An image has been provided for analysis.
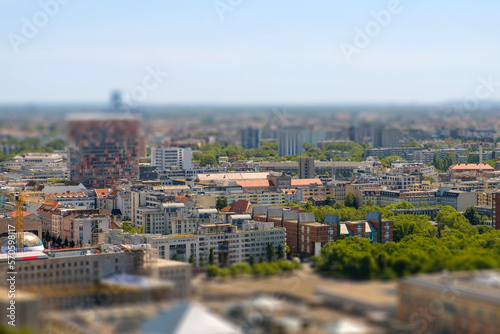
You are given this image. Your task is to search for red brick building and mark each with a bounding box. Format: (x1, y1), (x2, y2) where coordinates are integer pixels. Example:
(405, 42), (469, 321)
(68, 114), (141, 188)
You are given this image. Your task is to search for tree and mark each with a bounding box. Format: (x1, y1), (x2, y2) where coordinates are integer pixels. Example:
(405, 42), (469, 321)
(277, 244), (285, 260)
(463, 206), (481, 226)
(192, 151), (203, 161)
(402, 138), (420, 148)
(199, 256), (205, 267)
(259, 255), (264, 263)
(345, 193), (358, 209)
(304, 200), (314, 211)
(266, 242), (276, 262)
(199, 154), (217, 167)
(216, 196), (228, 211)
(46, 138), (65, 150)
(189, 254), (195, 265)
(248, 254), (255, 266)
(394, 201), (414, 209)
(206, 265), (219, 278)
(173, 253), (179, 261)
(436, 206), (473, 236)
(379, 154), (404, 168)
(423, 176), (435, 183)
(209, 247), (215, 265)
(121, 222), (137, 234)
(392, 214), (437, 242)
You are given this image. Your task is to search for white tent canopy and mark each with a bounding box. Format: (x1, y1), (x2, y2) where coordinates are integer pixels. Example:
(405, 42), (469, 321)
(142, 302), (243, 334)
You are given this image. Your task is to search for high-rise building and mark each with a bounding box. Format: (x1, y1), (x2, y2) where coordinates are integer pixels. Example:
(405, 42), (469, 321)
(151, 147), (192, 170)
(301, 129), (326, 146)
(299, 157), (315, 179)
(68, 114), (141, 188)
(382, 127), (403, 148)
(241, 127), (260, 149)
(110, 90), (123, 111)
(372, 124), (384, 148)
(278, 128), (303, 157)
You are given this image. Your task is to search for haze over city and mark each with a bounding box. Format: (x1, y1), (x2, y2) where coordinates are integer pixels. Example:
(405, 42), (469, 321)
(2, 0), (500, 104)
(1, 1), (500, 334)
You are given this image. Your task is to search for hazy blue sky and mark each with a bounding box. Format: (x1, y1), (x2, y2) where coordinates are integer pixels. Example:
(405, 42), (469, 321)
(1, 0), (500, 104)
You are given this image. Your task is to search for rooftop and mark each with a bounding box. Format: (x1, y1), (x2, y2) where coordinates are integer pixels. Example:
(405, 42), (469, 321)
(403, 270), (500, 305)
(449, 163), (494, 170)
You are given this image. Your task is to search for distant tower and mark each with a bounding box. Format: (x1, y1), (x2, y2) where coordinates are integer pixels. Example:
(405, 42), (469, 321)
(299, 157), (315, 179)
(110, 90), (123, 111)
(382, 127), (403, 148)
(372, 124), (384, 148)
(278, 128), (304, 157)
(241, 127), (260, 149)
(348, 113), (356, 142)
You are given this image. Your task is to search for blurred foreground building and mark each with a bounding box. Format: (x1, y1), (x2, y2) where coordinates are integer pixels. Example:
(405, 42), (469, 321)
(0, 245), (191, 331)
(398, 271), (500, 334)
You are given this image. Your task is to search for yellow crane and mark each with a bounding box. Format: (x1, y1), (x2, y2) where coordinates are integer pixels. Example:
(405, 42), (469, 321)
(0, 191), (53, 251)
(16, 192), (53, 251)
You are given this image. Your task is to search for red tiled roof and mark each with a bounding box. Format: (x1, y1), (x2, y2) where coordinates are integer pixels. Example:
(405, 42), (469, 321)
(37, 202), (61, 214)
(95, 188), (112, 199)
(291, 178), (322, 186)
(220, 206), (232, 213)
(229, 200), (252, 214)
(9, 211), (32, 218)
(449, 163), (494, 170)
(175, 196), (190, 203)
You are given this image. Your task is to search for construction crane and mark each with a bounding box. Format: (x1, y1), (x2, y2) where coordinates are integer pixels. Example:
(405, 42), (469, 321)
(16, 191), (53, 251)
(0, 191), (52, 251)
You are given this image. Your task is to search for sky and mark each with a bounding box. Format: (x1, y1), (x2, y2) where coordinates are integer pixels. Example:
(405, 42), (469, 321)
(1, 0), (500, 105)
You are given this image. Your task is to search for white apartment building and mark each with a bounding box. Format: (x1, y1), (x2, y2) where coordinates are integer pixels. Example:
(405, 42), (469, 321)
(1, 152), (66, 169)
(116, 192), (132, 220)
(67, 216), (111, 246)
(106, 221), (285, 267)
(226, 191), (302, 205)
(151, 147), (192, 170)
(46, 193), (95, 209)
(380, 174), (418, 191)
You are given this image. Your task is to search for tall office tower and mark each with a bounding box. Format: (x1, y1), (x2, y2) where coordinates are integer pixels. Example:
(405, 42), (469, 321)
(355, 122), (372, 144)
(382, 127), (403, 148)
(348, 125), (356, 142)
(278, 128), (304, 157)
(372, 124), (384, 148)
(110, 90), (123, 111)
(151, 147), (192, 170)
(302, 129), (327, 146)
(299, 157), (315, 179)
(241, 127), (260, 149)
(68, 114), (141, 188)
